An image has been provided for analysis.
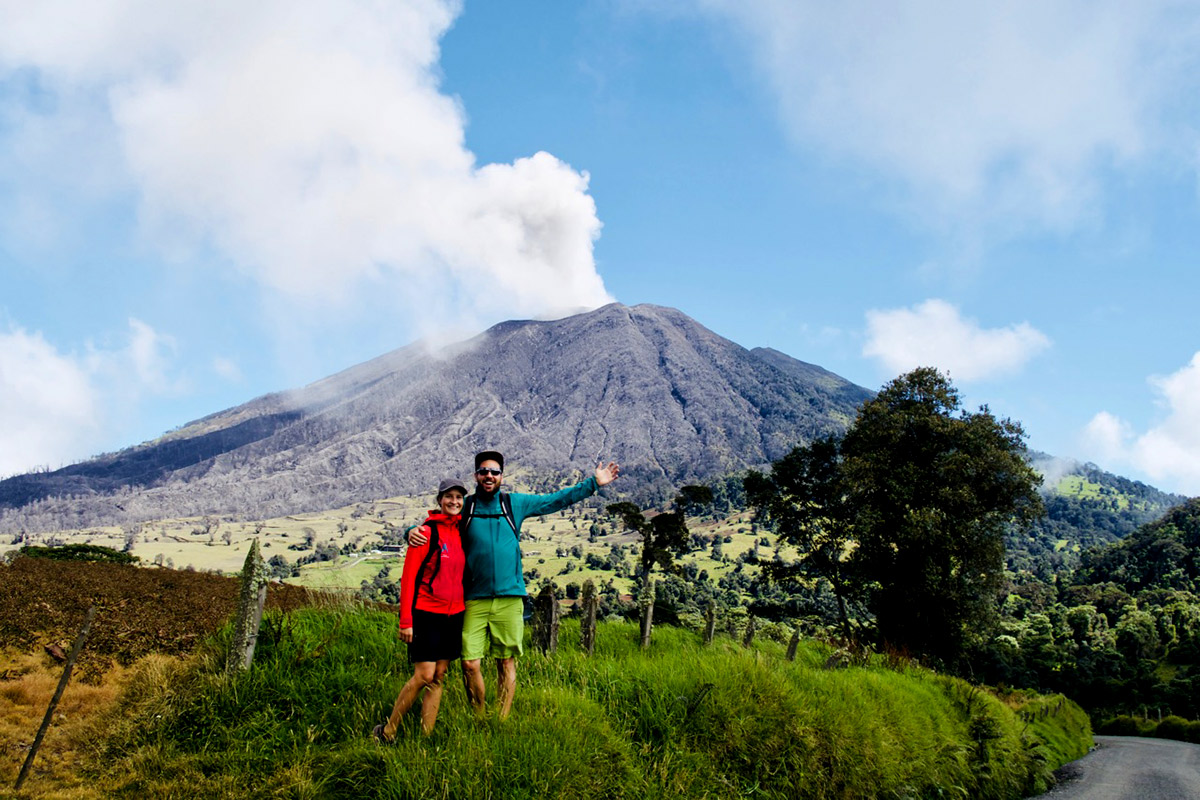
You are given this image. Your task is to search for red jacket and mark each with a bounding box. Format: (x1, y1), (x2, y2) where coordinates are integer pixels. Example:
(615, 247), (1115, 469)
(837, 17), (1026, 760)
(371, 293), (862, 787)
(398, 511), (465, 628)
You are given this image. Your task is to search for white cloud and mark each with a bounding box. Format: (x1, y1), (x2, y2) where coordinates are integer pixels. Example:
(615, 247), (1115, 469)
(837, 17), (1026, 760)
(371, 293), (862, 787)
(0, 0), (611, 331)
(863, 299), (1050, 381)
(0, 319), (179, 476)
(687, 0), (1194, 234)
(0, 327), (99, 476)
(212, 356), (243, 383)
(122, 318), (178, 393)
(1082, 353), (1200, 495)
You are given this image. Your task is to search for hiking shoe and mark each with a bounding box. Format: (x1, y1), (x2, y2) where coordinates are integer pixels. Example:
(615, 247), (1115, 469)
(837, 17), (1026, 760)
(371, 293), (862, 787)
(372, 724), (394, 744)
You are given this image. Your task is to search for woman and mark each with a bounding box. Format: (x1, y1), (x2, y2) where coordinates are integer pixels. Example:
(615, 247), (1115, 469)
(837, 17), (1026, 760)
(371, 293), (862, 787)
(374, 477), (467, 739)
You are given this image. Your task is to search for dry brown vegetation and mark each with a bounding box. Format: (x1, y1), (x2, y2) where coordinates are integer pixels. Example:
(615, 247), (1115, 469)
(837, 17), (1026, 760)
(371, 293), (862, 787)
(0, 555), (318, 796)
(0, 556), (312, 681)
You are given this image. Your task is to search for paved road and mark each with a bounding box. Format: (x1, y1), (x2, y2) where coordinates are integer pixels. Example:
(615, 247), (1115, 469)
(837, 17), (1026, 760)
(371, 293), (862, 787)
(1040, 735), (1200, 800)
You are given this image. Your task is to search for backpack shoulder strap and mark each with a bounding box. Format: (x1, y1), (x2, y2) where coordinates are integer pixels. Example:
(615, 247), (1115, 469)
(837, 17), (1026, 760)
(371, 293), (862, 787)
(411, 520), (442, 617)
(498, 492), (518, 537)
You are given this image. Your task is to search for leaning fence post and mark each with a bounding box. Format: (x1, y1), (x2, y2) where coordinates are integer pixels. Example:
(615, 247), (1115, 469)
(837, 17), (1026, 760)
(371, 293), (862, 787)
(15, 606), (96, 792)
(580, 579), (598, 655)
(226, 538), (269, 675)
(639, 577), (655, 650)
(703, 603), (716, 646)
(742, 616), (757, 648)
(786, 626), (801, 661)
(532, 583), (560, 654)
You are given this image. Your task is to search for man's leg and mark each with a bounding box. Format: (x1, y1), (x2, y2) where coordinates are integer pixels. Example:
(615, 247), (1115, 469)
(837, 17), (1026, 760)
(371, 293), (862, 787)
(496, 657), (517, 720)
(487, 597), (524, 720)
(461, 658), (487, 712)
(461, 599), (490, 713)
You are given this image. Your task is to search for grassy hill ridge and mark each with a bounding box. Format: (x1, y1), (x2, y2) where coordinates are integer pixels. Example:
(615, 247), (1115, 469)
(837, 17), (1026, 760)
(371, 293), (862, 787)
(91, 608), (1088, 799)
(0, 558), (1090, 798)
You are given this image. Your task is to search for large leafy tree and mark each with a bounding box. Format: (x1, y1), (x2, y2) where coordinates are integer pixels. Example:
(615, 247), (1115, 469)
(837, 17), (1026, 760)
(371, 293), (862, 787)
(749, 368), (1044, 668)
(745, 436), (857, 639)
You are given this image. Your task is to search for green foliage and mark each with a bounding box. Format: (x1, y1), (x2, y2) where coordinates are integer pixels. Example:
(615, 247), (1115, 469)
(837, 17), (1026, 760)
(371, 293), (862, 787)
(19, 542), (139, 564)
(88, 607), (1091, 799)
(976, 498), (1200, 722)
(607, 485), (712, 580)
(746, 436), (856, 638)
(1007, 462), (1184, 577)
(1097, 714), (1200, 744)
(749, 368), (1044, 669)
(1075, 498), (1200, 592)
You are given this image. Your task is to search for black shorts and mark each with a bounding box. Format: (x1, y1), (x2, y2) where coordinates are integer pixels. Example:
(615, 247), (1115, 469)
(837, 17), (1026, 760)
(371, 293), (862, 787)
(408, 609), (464, 664)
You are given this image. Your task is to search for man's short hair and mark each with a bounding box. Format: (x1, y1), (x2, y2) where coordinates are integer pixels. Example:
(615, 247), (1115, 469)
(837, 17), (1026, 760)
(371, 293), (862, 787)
(475, 450), (505, 471)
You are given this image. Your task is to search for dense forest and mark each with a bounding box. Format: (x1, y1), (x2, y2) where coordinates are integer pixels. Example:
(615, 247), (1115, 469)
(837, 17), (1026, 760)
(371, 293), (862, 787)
(1006, 460), (1185, 577)
(982, 498), (1200, 720)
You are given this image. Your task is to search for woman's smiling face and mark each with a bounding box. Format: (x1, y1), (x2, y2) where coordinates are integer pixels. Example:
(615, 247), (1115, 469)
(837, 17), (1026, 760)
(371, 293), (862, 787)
(439, 488), (464, 515)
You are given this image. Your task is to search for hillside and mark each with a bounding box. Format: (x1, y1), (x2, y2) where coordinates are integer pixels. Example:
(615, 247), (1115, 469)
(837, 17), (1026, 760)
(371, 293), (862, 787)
(0, 554), (1091, 798)
(0, 303), (871, 533)
(1008, 455), (1188, 575)
(984, 496), (1200, 722)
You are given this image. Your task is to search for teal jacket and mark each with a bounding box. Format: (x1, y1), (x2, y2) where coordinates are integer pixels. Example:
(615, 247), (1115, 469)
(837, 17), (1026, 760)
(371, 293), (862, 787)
(464, 477), (598, 599)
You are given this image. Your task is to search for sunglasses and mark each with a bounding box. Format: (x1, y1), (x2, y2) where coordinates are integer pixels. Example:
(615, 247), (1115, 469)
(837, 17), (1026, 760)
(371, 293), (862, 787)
(475, 468), (502, 476)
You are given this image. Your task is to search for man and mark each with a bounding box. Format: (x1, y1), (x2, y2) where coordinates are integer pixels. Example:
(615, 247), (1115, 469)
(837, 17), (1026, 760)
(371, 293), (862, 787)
(410, 449), (620, 718)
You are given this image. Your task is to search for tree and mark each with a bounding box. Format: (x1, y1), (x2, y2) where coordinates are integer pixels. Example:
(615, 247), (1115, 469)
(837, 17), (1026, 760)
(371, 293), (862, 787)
(607, 485), (713, 647)
(845, 368), (1043, 666)
(746, 436), (856, 639)
(749, 368), (1043, 669)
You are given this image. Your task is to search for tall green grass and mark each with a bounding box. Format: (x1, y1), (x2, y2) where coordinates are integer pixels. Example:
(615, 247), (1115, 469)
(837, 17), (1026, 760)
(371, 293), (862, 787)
(84, 606), (1091, 799)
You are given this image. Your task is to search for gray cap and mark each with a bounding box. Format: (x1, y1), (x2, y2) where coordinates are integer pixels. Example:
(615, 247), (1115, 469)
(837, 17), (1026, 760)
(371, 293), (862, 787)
(437, 477), (468, 499)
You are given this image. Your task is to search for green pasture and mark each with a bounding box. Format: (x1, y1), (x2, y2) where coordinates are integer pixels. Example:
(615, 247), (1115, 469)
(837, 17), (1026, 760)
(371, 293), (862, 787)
(83, 605), (1092, 799)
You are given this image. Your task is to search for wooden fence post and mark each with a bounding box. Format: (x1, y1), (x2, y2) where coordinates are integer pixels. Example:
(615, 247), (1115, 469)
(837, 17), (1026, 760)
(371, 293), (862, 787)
(639, 577), (655, 650)
(703, 603), (716, 646)
(786, 626), (801, 661)
(226, 538), (269, 675)
(532, 584), (560, 654)
(741, 616), (757, 648)
(580, 579), (598, 655)
(15, 606), (96, 792)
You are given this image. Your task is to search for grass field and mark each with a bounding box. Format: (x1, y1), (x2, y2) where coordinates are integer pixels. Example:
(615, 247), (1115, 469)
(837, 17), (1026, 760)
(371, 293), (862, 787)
(1054, 475), (1133, 510)
(61, 607), (1089, 799)
(0, 550), (1092, 799)
(1, 490), (773, 604)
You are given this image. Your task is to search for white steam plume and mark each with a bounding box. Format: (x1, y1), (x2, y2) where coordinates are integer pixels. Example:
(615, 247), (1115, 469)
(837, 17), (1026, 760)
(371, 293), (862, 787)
(0, 0), (612, 327)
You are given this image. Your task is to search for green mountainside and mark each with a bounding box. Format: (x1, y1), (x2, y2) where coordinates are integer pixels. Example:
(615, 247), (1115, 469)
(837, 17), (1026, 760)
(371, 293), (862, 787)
(986, 497), (1200, 722)
(1006, 455), (1187, 577)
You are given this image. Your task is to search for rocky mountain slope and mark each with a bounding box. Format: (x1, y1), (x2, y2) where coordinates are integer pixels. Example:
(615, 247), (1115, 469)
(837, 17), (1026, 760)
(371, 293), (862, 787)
(0, 303), (872, 530)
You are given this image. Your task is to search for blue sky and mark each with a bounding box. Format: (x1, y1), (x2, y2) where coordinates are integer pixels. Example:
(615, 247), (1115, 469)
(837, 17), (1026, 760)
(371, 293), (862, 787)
(2, 0), (1200, 495)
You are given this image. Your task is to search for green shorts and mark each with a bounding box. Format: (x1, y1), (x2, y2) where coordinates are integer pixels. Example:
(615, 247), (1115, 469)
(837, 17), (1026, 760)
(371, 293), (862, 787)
(462, 597), (524, 660)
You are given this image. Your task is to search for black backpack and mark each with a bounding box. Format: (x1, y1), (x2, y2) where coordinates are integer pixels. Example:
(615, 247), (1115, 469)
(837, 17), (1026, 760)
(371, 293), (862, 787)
(461, 491), (518, 537)
(410, 519), (444, 620)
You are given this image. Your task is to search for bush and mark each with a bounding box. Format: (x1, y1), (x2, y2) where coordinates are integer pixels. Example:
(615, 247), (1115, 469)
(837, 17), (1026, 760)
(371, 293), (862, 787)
(19, 543), (138, 564)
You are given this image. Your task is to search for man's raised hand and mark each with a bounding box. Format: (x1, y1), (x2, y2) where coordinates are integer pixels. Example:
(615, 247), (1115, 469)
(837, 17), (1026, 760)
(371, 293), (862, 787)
(595, 461), (620, 487)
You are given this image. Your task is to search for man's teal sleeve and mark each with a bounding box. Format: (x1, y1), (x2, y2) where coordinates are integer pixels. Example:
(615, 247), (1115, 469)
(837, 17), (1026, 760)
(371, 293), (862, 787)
(510, 477), (599, 527)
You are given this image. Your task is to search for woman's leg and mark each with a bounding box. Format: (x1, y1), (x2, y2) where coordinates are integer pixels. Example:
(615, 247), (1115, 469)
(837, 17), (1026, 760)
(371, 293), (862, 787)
(419, 661), (452, 735)
(383, 661), (436, 740)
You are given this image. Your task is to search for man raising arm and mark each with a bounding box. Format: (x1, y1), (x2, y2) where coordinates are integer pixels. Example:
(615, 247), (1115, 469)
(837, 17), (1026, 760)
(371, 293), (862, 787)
(411, 450), (619, 719)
